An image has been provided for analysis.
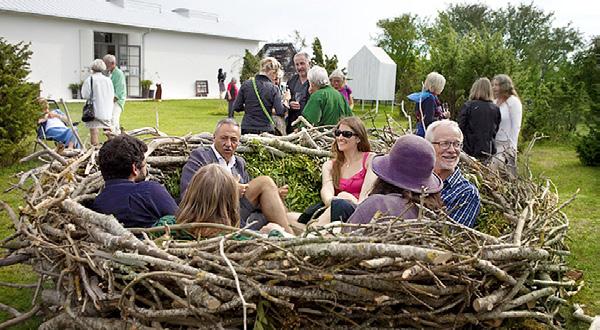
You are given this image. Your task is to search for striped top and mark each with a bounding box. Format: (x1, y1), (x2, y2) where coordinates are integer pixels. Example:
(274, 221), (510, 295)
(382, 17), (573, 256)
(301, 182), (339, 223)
(441, 167), (480, 228)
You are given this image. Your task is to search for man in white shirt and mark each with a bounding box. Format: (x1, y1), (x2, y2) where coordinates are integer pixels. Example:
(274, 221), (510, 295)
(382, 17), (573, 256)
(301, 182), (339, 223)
(180, 118), (294, 234)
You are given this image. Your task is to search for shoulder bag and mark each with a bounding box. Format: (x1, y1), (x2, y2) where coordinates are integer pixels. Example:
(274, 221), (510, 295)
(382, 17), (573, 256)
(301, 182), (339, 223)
(251, 78), (286, 135)
(81, 77), (95, 122)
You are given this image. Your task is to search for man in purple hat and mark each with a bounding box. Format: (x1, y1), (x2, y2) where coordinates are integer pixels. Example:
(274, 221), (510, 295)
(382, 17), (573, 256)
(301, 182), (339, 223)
(347, 134), (444, 226)
(425, 120), (480, 227)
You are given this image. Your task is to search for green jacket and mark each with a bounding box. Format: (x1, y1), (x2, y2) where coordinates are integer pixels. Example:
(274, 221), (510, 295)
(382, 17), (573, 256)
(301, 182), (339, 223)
(111, 67), (127, 109)
(302, 85), (353, 126)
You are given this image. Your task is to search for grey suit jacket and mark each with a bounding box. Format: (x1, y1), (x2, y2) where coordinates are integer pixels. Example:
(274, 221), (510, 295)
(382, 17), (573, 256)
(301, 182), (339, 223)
(180, 147), (250, 198)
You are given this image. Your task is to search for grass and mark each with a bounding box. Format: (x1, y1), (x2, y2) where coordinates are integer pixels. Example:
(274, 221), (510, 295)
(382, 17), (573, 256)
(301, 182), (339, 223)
(0, 99), (598, 327)
(527, 141), (600, 322)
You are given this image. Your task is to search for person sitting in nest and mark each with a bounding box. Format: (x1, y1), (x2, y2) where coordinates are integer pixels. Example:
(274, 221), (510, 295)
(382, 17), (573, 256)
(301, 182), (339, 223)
(37, 98), (80, 149)
(92, 135), (178, 228)
(177, 164), (295, 238)
(425, 120), (481, 227)
(180, 118), (300, 235)
(347, 134), (444, 228)
(301, 116), (377, 226)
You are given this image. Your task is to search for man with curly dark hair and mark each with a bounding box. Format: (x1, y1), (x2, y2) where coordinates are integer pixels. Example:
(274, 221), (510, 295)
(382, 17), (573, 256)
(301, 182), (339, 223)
(92, 135), (178, 227)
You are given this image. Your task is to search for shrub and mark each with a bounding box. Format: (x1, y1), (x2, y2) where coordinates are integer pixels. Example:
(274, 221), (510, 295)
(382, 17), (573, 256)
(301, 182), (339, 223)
(576, 128), (600, 166)
(0, 38), (40, 166)
(243, 142), (324, 212)
(140, 80), (152, 91)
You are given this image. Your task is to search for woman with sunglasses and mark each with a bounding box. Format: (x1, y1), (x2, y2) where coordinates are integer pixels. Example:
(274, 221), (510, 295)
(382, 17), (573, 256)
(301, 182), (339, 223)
(308, 116), (377, 226)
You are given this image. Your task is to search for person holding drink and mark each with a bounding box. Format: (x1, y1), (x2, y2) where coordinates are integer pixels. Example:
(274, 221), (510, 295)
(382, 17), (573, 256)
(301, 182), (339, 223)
(286, 52), (311, 133)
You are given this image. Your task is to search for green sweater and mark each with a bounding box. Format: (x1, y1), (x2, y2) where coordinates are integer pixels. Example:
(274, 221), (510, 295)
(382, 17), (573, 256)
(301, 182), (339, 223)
(111, 67), (127, 109)
(302, 85), (353, 126)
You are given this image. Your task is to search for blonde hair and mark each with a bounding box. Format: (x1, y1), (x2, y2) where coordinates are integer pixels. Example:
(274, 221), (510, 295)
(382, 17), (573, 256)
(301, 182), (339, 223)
(176, 164), (240, 238)
(331, 116), (371, 189)
(469, 77), (493, 101)
(424, 72), (446, 95)
(493, 74), (519, 99)
(329, 68), (345, 81)
(37, 97), (49, 111)
(259, 57), (281, 76)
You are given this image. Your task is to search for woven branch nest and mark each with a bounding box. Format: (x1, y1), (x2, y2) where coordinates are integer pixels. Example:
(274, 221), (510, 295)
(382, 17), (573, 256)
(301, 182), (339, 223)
(1, 126), (577, 329)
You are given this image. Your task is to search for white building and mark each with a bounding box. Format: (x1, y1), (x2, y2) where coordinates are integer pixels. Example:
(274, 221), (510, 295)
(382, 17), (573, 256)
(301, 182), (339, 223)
(347, 46), (397, 111)
(0, 0), (262, 99)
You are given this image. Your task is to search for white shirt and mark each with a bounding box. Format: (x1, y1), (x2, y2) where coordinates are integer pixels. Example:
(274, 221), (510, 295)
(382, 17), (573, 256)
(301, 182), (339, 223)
(495, 95), (522, 149)
(44, 110), (67, 129)
(81, 72), (115, 121)
(210, 144), (236, 174)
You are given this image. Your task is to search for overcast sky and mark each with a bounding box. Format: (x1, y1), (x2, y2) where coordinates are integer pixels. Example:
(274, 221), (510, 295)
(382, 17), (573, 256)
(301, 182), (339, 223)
(150, 0), (598, 65)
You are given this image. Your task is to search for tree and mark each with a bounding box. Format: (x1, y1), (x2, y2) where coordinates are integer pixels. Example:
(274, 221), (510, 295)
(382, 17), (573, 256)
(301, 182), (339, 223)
(376, 14), (425, 100)
(0, 38), (40, 165)
(240, 49), (260, 82)
(310, 37), (338, 73)
(493, 3), (582, 72)
(439, 3), (493, 37)
(289, 30), (307, 52)
(574, 37), (600, 165)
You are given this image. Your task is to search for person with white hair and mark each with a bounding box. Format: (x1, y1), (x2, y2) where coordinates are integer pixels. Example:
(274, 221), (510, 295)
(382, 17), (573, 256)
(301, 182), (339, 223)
(425, 119), (480, 227)
(408, 71), (449, 137)
(233, 57), (286, 134)
(301, 66), (353, 127)
(329, 68), (353, 109)
(103, 54), (127, 134)
(81, 59), (114, 146)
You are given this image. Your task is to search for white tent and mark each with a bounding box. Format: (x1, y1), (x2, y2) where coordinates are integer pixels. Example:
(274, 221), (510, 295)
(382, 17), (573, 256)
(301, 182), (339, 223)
(347, 46), (397, 112)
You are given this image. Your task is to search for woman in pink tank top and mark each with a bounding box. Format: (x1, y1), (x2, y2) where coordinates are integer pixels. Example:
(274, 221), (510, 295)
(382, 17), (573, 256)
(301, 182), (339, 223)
(312, 117), (376, 227)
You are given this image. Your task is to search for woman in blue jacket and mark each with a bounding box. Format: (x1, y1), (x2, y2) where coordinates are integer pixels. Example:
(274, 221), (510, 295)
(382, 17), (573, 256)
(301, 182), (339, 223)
(408, 72), (448, 137)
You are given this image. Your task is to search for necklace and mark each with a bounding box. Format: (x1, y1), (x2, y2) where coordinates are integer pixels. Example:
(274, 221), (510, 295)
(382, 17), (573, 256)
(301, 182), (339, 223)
(344, 153), (362, 168)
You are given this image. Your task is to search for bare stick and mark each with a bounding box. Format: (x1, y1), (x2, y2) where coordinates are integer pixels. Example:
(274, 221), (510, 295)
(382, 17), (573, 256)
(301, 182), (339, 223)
(220, 237), (248, 330)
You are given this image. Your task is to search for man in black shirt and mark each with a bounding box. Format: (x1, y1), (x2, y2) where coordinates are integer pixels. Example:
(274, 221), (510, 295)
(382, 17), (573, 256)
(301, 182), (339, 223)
(286, 52), (311, 133)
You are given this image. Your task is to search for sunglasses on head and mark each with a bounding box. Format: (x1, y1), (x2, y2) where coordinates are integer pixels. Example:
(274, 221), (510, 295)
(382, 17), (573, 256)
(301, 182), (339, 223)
(334, 129), (357, 138)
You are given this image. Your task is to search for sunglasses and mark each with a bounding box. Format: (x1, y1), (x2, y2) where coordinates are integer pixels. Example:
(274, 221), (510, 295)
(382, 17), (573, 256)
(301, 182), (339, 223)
(334, 129), (357, 138)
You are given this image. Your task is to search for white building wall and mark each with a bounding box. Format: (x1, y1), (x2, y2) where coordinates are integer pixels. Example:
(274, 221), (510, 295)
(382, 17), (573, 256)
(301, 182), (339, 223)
(0, 12), (259, 100)
(144, 31), (258, 99)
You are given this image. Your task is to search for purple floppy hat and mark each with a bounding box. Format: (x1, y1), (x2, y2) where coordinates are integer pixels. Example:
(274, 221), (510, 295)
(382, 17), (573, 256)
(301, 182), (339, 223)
(372, 134), (443, 193)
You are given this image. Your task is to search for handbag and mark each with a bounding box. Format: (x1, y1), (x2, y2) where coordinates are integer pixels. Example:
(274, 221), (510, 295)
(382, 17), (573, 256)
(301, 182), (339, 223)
(81, 77), (95, 122)
(251, 78), (286, 135)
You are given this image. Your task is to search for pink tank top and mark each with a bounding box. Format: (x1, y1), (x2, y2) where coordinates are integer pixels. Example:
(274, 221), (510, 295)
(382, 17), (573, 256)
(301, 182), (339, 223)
(336, 152), (369, 200)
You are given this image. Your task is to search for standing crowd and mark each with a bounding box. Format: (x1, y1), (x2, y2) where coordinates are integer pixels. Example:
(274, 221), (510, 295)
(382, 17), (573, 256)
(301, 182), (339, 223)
(84, 53), (522, 238)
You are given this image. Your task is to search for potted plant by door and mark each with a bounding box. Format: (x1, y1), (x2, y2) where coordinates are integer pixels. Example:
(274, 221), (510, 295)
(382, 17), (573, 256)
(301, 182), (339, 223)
(141, 80), (153, 99)
(68, 83), (81, 99)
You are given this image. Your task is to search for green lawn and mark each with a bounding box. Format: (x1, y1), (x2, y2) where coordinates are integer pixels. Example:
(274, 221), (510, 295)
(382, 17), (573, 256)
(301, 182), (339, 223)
(0, 99), (598, 327)
(528, 142), (600, 319)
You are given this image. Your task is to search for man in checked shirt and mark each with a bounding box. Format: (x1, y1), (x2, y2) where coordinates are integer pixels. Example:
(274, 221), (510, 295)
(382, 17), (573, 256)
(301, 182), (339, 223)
(425, 120), (481, 227)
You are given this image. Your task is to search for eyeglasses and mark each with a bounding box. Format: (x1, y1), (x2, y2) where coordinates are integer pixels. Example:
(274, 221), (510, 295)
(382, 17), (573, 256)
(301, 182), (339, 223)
(432, 141), (463, 150)
(334, 129), (357, 138)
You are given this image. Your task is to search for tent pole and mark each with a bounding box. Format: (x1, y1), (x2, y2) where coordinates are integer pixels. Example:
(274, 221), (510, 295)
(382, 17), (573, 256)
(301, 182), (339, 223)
(361, 99), (364, 112)
(375, 99), (379, 114)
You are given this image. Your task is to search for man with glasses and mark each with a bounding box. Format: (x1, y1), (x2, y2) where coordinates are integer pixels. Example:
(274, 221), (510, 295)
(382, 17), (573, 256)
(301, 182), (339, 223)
(425, 120), (480, 227)
(92, 135), (178, 228)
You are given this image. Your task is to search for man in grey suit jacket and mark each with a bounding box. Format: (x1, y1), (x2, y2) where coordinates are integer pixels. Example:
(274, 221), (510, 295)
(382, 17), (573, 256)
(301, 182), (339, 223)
(181, 118), (294, 234)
